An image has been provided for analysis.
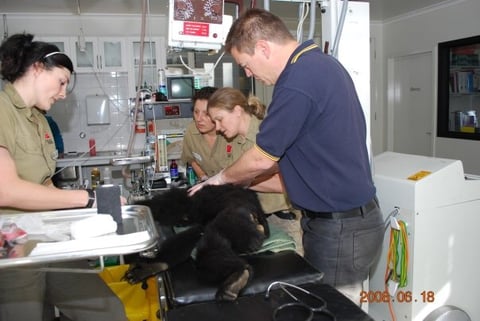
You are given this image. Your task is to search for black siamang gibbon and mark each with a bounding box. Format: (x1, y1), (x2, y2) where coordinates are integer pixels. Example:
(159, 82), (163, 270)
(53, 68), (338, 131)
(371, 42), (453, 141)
(124, 184), (270, 301)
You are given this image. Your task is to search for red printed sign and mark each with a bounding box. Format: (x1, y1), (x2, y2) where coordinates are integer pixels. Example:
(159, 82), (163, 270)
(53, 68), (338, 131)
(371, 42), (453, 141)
(182, 22), (209, 37)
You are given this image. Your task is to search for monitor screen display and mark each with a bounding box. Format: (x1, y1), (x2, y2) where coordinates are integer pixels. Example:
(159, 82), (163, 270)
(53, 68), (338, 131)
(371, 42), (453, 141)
(167, 75), (195, 101)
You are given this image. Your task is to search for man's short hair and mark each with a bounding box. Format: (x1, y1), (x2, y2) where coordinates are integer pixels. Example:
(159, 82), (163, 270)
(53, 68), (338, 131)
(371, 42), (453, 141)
(225, 8), (295, 55)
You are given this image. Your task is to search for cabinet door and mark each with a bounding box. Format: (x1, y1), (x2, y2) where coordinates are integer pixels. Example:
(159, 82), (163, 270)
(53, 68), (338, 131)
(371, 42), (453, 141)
(99, 37), (127, 72)
(70, 37), (126, 73)
(127, 37), (167, 97)
(70, 37), (98, 72)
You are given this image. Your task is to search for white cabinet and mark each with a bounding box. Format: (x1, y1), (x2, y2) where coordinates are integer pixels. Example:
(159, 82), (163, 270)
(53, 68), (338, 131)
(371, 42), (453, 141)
(70, 37), (127, 73)
(127, 37), (167, 97)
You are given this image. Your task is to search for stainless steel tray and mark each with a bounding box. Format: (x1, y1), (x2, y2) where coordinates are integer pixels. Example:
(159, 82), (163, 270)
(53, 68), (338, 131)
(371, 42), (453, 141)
(0, 205), (158, 269)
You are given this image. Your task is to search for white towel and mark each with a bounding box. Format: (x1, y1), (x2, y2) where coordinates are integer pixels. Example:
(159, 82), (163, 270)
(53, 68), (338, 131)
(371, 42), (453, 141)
(70, 214), (117, 240)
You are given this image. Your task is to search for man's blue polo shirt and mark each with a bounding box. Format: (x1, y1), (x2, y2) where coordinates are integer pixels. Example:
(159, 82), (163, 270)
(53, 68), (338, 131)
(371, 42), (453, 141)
(256, 40), (375, 212)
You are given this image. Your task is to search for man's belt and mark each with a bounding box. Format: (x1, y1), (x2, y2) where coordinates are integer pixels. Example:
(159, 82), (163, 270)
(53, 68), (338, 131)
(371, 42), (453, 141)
(302, 197), (378, 220)
(266, 210), (297, 220)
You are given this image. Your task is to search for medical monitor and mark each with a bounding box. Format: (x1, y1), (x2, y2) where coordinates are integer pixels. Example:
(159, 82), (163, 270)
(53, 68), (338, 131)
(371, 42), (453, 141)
(168, 0), (233, 51)
(166, 75), (195, 101)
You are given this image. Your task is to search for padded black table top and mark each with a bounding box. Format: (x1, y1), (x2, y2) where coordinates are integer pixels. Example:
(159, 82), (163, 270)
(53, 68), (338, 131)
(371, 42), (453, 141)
(166, 283), (375, 321)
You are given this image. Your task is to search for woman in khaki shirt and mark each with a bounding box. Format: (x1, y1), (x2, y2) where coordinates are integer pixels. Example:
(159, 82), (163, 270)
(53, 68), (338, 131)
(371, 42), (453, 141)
(207, 87), (303, 255)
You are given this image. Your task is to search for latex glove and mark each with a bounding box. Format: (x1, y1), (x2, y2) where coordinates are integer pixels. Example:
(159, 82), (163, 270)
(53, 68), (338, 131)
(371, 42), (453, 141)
(188, 170), (224, 196)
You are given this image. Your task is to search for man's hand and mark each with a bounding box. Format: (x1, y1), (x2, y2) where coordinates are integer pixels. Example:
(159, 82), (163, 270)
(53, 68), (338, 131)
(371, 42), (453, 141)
(188, 170), (225, 195)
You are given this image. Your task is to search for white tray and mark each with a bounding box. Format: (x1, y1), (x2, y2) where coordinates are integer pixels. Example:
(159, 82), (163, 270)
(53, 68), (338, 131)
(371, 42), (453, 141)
(0, 205), (158, 268)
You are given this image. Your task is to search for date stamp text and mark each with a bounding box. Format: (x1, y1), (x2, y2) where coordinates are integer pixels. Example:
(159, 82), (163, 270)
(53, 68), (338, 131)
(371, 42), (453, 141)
(360, 290), (435, 303)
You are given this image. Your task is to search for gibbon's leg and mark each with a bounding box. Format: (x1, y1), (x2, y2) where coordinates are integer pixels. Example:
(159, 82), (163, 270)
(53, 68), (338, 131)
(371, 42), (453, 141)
(195, 229), (252, 301)
(218, 265), (252, 301)
(123, 226), (203, 284)
(153, 225), (203, 266)
(194, 208), (268, 301)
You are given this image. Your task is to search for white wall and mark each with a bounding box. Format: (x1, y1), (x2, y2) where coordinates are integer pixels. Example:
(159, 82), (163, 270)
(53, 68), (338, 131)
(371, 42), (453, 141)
(374, 0), (480, 174)
(370, 22), (385, 156)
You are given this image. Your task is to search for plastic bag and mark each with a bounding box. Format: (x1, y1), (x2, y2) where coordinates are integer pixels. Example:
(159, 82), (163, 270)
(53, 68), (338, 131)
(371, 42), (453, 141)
(100, 264), (159, 321)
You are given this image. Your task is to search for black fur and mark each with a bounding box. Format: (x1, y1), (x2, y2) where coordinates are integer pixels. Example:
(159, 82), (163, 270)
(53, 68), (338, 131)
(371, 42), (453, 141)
(129, 184), (270, 301)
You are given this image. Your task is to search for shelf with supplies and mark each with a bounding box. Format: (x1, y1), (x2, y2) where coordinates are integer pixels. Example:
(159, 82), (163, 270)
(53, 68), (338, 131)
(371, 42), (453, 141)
(449, 67), (480, 94)
(438, 35), (480, 139)
(54, 152), (146, 191)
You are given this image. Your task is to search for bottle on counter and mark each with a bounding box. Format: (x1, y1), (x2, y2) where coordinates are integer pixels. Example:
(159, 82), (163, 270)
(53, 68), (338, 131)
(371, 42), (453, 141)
(169, 159), (179, 181)
(89, 138), (96, 156)
(158, 68), (167, 97)
(186, 163), (196, 186)
(91, 167), (101, 190)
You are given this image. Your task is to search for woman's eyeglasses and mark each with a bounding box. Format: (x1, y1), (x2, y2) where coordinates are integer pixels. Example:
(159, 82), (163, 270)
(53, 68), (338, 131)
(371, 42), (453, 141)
(265, 281), (336, 321)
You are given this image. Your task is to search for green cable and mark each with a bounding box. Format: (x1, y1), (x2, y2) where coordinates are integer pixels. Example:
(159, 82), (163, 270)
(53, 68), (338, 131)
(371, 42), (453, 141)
(391, 221), (409, 288)
(397, 221), (408, 287)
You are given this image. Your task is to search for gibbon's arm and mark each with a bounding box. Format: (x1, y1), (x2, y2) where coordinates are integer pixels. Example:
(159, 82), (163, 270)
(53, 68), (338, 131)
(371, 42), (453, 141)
(0, 147), (91, 210)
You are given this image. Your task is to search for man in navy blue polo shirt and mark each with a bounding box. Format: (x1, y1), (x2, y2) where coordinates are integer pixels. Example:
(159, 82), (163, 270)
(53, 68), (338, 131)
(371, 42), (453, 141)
(190, 8), (384, 304)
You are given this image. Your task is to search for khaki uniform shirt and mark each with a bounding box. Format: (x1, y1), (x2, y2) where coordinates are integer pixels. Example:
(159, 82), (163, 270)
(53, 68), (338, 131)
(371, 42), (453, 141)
(0, 83), (57, 213)
(181, 121), (235, 177)
(226, 117), (289, 214)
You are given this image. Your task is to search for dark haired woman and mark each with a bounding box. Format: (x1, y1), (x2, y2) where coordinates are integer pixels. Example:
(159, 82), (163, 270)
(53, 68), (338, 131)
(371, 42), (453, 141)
(0, 33), (127, 321)
(0, 33), (100, 212)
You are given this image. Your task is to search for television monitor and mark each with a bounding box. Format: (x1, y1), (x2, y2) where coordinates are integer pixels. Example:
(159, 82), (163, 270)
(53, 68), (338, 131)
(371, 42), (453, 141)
(166, 75), (195, 101)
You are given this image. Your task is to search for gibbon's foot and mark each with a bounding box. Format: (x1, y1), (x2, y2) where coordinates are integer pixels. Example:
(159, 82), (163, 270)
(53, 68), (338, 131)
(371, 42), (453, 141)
(216, 267), (251, 301)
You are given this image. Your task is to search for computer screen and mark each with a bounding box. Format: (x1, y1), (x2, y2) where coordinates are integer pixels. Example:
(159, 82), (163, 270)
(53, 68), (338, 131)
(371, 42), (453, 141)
(167, 75), (195, 101)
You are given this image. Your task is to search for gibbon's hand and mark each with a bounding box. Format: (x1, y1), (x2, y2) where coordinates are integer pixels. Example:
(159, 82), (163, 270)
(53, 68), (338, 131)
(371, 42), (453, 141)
(188, 170), (224, 196)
